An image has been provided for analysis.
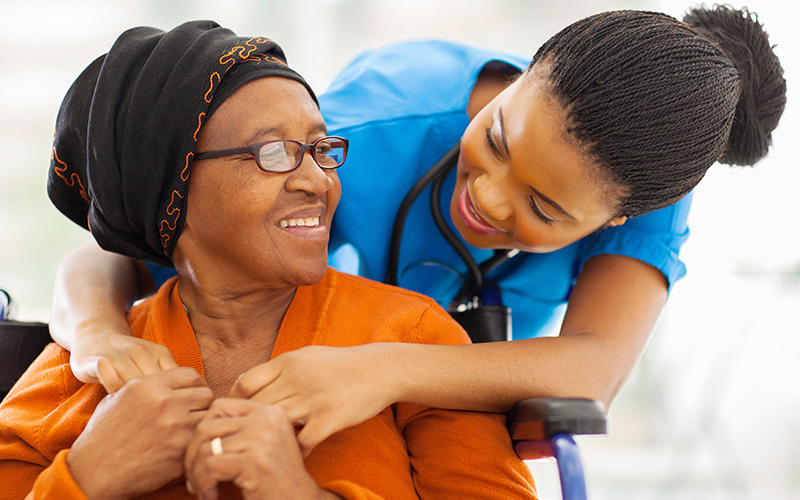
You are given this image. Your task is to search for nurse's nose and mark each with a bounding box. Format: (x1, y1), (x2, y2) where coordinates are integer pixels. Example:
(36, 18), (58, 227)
(472, 173), (512, 221)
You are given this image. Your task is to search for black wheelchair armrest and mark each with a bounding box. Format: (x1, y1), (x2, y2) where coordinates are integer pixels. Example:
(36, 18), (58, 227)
(507, 397), (607, 441)
(508, 398), (607, 496)
(0, 321), (53, 401)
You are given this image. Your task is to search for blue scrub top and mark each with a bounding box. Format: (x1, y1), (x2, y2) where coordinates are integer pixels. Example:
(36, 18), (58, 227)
(148, 40), (691, 340)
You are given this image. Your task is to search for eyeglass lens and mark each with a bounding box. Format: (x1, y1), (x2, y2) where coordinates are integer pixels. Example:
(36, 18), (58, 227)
(258, 138), (346, 172)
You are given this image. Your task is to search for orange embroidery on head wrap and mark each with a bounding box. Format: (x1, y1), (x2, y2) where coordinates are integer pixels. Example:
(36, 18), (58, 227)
(194, 113), (205, 141)
(159, 190), (184, 248)
(52, 138), (89, 204)
(263, 54), (288, 66)
(204, 73), (221, 103)
(159, 34), (293, 256)
(219, 37), (272, 71)
(181, 152), (192, 182)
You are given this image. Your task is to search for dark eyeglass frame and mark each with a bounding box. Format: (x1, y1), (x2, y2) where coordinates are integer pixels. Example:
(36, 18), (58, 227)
(194, 136), (349, 173)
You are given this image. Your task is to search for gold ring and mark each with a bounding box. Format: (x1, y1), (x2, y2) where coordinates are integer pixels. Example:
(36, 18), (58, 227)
(210, 436), (224, 456)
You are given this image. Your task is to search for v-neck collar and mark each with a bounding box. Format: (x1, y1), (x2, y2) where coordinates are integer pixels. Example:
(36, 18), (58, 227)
(138, 270), (339, 377)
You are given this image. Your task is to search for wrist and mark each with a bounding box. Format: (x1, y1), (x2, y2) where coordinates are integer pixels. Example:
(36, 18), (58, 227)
(75, 316), (131, 339)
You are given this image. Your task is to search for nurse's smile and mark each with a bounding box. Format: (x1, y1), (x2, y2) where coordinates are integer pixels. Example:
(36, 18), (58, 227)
(456, 185), (505, 235)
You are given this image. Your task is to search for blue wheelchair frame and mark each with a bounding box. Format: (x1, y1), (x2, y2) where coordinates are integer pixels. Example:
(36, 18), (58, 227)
(509, 398), (607, 500)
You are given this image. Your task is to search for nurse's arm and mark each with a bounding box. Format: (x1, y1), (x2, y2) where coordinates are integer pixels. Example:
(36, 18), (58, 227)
(393, 253), (667, 411)
(50, 241), (176, 392)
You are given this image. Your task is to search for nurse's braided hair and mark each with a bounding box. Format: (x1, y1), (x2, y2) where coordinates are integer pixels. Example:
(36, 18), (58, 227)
(528, 5), (786, 218)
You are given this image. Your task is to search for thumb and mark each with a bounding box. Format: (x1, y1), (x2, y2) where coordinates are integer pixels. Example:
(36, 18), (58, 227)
(296, 419), (334, 457)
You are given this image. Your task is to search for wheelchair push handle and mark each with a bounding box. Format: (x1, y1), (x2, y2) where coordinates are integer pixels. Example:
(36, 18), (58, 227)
(507, 397), (607, 442)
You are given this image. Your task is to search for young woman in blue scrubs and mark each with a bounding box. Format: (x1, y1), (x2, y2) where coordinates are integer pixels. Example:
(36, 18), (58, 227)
(49, 6), (786, 454)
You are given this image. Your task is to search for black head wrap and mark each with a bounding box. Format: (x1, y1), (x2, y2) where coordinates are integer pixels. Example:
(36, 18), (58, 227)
(47, 20), (317, 267)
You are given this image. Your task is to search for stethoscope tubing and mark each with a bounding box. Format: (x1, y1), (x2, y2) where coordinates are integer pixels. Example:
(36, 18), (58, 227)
(385, 143), (518, 308)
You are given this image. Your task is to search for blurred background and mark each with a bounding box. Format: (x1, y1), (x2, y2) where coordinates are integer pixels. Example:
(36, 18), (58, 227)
(0, 0), (798, 498)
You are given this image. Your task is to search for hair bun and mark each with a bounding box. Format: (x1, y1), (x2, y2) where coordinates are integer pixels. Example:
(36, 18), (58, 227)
(684, 5), (786, 166)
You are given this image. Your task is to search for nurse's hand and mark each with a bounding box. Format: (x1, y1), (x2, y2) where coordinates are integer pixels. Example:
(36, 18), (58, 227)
(229, 344), (396, 456)
(70, 327), (179, 393)
(185, 398), (340, 500)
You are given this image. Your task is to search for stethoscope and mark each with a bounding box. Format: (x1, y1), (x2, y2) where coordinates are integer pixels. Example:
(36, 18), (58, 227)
(384, 143), (519, 341)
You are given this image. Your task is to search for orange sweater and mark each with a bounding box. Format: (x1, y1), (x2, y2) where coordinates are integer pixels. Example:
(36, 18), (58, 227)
(0, 268), (537, 499)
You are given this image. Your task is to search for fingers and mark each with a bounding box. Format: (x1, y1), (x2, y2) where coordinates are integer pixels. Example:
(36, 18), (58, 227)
(296, 418), (335, 457)
(123, 342), (177, 378)
(204, 397), (260, 419)
(70, 357), (102, 385)
(186, 401), (302, 500)
(187, 410), (249, 462)
(157, 350), (180, 371)
(190, 455), (250, 500)
(186, 400), (256, 498)
(228, 363), (281, 399)
(76, 341), (180, 393)
(155, 366), (208, 390)
(178, 386), (216, 412)
(114, 368), (212, 415)
(94, 357), (126, 393)
(185, 399), (257, 471)
(186, 399), (294, 465)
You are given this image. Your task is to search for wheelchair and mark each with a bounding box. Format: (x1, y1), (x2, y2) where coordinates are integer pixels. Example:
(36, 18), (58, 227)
(0, 288), (606, 500)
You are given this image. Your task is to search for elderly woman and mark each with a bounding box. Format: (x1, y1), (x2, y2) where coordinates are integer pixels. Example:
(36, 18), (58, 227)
(0, 22), (536, 499)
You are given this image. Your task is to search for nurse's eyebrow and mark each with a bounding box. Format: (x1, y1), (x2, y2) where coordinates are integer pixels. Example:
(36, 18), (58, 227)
(530, 186), (576, 220)
(498, 106), (510, 159)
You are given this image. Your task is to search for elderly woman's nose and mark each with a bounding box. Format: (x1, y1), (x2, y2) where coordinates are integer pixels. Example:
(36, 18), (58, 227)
(473, 174), (512, 221)
(285, 154), (334, 195)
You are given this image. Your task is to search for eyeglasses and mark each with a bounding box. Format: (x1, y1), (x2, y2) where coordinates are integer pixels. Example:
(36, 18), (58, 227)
(194, 136), (348, 173)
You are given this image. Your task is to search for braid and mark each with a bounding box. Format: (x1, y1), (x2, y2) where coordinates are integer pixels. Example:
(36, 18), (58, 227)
(528, 7), (785, 217)
(685, 6), (786, 166)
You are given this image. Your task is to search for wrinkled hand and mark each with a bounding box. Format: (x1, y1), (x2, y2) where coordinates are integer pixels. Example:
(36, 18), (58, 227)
(229, 344), (397, 456)
(70, 327), (179, 392)
(185, 398), (335, 500)
(67, 367), (213, 500)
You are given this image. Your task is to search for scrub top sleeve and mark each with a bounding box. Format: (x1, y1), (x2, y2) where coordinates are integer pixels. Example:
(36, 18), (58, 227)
(578, 193), (693, 290)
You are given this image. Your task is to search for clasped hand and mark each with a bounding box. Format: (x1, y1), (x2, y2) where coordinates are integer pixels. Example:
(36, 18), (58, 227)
(66, 368), (331, 500)
(73, 337), (396, 457)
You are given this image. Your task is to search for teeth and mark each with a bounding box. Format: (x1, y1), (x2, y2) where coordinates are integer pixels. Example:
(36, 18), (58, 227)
(279, 216), (319, 228)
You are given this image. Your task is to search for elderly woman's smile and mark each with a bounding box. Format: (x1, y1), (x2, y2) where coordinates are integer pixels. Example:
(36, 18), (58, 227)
(176, 76), (341, 290)
(279, 216), (320, 228)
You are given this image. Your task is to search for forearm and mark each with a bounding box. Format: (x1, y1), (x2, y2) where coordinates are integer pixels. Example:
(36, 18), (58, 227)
(50, 242), (152, 350)
(387, 334), (629, 413)
(390, 255), (667, 411)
